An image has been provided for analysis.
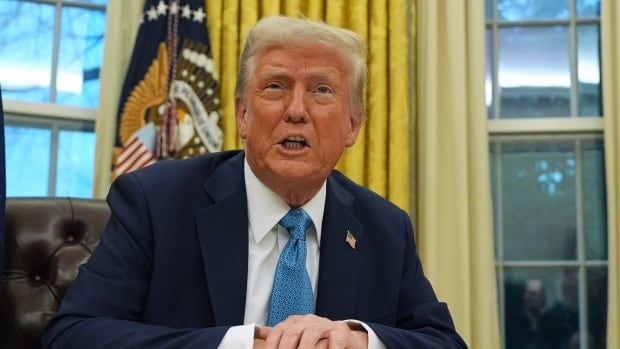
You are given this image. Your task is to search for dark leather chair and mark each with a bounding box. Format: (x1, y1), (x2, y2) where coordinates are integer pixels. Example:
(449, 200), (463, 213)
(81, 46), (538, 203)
(1, 198), (110, 349)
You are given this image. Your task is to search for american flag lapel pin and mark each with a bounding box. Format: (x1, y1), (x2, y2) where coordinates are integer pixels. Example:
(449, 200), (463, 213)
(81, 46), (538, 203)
(345, 230), (356, 250)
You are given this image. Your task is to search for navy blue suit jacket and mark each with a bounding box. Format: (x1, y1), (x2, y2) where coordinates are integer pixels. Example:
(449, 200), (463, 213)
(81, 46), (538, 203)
(43, 151), (466, 348)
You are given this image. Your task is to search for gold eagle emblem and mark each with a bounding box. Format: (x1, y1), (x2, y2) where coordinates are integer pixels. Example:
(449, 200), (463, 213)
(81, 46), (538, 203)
(118, 43), (169, 145)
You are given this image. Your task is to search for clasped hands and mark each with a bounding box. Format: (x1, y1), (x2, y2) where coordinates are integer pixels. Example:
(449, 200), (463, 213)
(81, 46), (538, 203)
(253, 314), (369, 349)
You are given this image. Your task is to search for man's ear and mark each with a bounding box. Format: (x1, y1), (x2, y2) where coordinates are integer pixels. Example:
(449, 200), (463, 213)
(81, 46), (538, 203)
(345, 112), (363, 148)
(235, 96), (248, 140)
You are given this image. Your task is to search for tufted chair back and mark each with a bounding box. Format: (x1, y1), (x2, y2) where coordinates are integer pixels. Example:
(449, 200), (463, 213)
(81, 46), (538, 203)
(1, 197), (110, 349)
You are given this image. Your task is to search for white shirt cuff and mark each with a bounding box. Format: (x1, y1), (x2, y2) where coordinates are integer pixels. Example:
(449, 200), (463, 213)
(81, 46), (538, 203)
(217, 324), (255, 349)
(345, 320), (387, 349)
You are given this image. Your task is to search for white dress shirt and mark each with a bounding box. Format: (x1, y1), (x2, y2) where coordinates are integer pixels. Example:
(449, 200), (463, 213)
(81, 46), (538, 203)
(217, 159), (386, 348)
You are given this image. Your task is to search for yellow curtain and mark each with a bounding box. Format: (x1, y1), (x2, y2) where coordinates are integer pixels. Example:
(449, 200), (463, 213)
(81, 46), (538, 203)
(206, 0), (411, 210)
(92, 0), (143, 198)
(601, 1), (620, 347)
(415, 1), (499, 348)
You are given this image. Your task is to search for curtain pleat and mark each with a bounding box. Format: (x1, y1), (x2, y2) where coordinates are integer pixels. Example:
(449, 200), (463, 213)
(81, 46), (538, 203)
(601, 0), (620, 346)
(415, 0), (500, 347)
(387, 0), (408, 202)
(260, 0), (280, 17)
(364, 0), (388, 194)
(304, 0), (324, 21)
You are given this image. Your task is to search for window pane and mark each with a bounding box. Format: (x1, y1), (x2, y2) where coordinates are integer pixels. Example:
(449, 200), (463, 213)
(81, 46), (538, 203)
(577, 0), (601, 17)
(500, 141), (576, 260)
(578, 24), (602, 117)
(587, 267), (607, 349)
(582, 139), (607, 260)
(498, 0), (569, 21)
(486, 29), (494, 118)
(56, 6), (106, 108)
(55, 129), (95, 198)
(485, 0), (493, 21)
(499, 26), (570, 118)
(5, 124), (51, 196)
(0, 1), (54, 103)
(504, 267), (579, 349)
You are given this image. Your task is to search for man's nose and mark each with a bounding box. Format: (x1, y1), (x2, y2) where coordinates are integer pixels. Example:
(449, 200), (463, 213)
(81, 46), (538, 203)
(284, 85), (309, 123)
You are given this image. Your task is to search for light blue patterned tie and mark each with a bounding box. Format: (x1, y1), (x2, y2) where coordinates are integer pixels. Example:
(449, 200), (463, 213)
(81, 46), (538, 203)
(266, 208), (314, 326)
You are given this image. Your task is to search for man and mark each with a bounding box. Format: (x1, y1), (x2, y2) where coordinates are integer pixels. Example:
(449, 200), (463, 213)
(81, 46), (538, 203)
(43, 16), (466, 349)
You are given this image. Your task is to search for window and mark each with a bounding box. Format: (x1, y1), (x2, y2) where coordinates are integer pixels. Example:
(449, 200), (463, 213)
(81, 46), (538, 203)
(1, 0), (107, 198)
(486, 1), (607, 348)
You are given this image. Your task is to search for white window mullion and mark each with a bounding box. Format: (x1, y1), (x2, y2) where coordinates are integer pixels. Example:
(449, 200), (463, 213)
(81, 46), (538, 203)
(494, 140), (507, 349)
(488, 118), (604, 135)
(48, 122), (60, 196)
(569, 0), (580, 117)
(574, 138), (590, 349)
(50, 0), (63, 103)
(3, 100), (97, 121)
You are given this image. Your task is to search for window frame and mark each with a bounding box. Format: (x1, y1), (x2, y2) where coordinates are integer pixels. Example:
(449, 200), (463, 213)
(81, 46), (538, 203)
(490, 133), (608, 349)
(487, 0), (602, 120)
(486, 1), (606, 349)
(2, 0), (106, 198)
(5, 111), (95, 197)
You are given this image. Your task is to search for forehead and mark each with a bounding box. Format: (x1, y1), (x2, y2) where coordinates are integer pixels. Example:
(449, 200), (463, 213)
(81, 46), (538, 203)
(253, 45), (349, 79)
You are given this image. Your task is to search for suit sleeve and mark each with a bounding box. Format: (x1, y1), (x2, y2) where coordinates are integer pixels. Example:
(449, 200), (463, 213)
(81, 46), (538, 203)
(42, 173), (229, 349)
(367, 211), (469, 349)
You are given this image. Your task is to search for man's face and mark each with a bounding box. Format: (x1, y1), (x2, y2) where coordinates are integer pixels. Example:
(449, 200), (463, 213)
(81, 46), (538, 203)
(236, 45), (362, 192)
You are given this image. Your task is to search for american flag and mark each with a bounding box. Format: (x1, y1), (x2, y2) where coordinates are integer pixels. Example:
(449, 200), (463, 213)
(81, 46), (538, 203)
(113, 0), (222, 178)
(114, 123), (156, 177)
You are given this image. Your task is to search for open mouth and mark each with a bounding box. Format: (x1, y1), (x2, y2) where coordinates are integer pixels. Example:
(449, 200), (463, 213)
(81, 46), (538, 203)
(281, 136), (308, 150)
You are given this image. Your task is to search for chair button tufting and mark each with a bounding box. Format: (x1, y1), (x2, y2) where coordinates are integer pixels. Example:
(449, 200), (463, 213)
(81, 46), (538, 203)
(3, 198), (111, 348)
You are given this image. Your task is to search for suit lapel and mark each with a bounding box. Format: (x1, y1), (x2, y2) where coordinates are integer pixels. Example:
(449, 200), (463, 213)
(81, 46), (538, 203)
(315, 176), (364, 320)
(195, 152), (248, 326)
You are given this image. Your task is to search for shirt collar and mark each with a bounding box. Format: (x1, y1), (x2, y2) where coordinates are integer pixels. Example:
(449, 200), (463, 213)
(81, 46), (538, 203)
(244, 158), (325, 245)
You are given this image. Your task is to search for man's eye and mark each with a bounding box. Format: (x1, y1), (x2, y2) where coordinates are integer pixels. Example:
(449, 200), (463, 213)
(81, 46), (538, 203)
(315, 86), (332, 94)
(265, 83), (282, 90)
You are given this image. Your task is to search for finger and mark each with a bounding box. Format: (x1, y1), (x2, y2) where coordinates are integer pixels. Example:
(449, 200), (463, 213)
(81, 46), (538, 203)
(269, 314), (307, 349)
(255, 326), (272, 340)
(327, 329), (347, 349)
(315, 338), (329, 349)
(253, 338), (266, 349)
(284, 314), (304, 324)
(326, 323), (351, 349)
(296, 326), (324, 349)
(285, 314), (331, 349)
(277, 324), (304, 349)
(263, 327), (283, 349)
(349, 328), (369, 349)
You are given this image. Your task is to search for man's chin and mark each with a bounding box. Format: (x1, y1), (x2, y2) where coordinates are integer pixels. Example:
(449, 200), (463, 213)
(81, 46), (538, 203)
(270, 165), (327, 187)
(272, 168), (318, 182)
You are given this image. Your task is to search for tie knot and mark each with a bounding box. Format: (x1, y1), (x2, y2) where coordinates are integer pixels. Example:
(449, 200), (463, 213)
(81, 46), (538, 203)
(279, 208), (312, 240)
